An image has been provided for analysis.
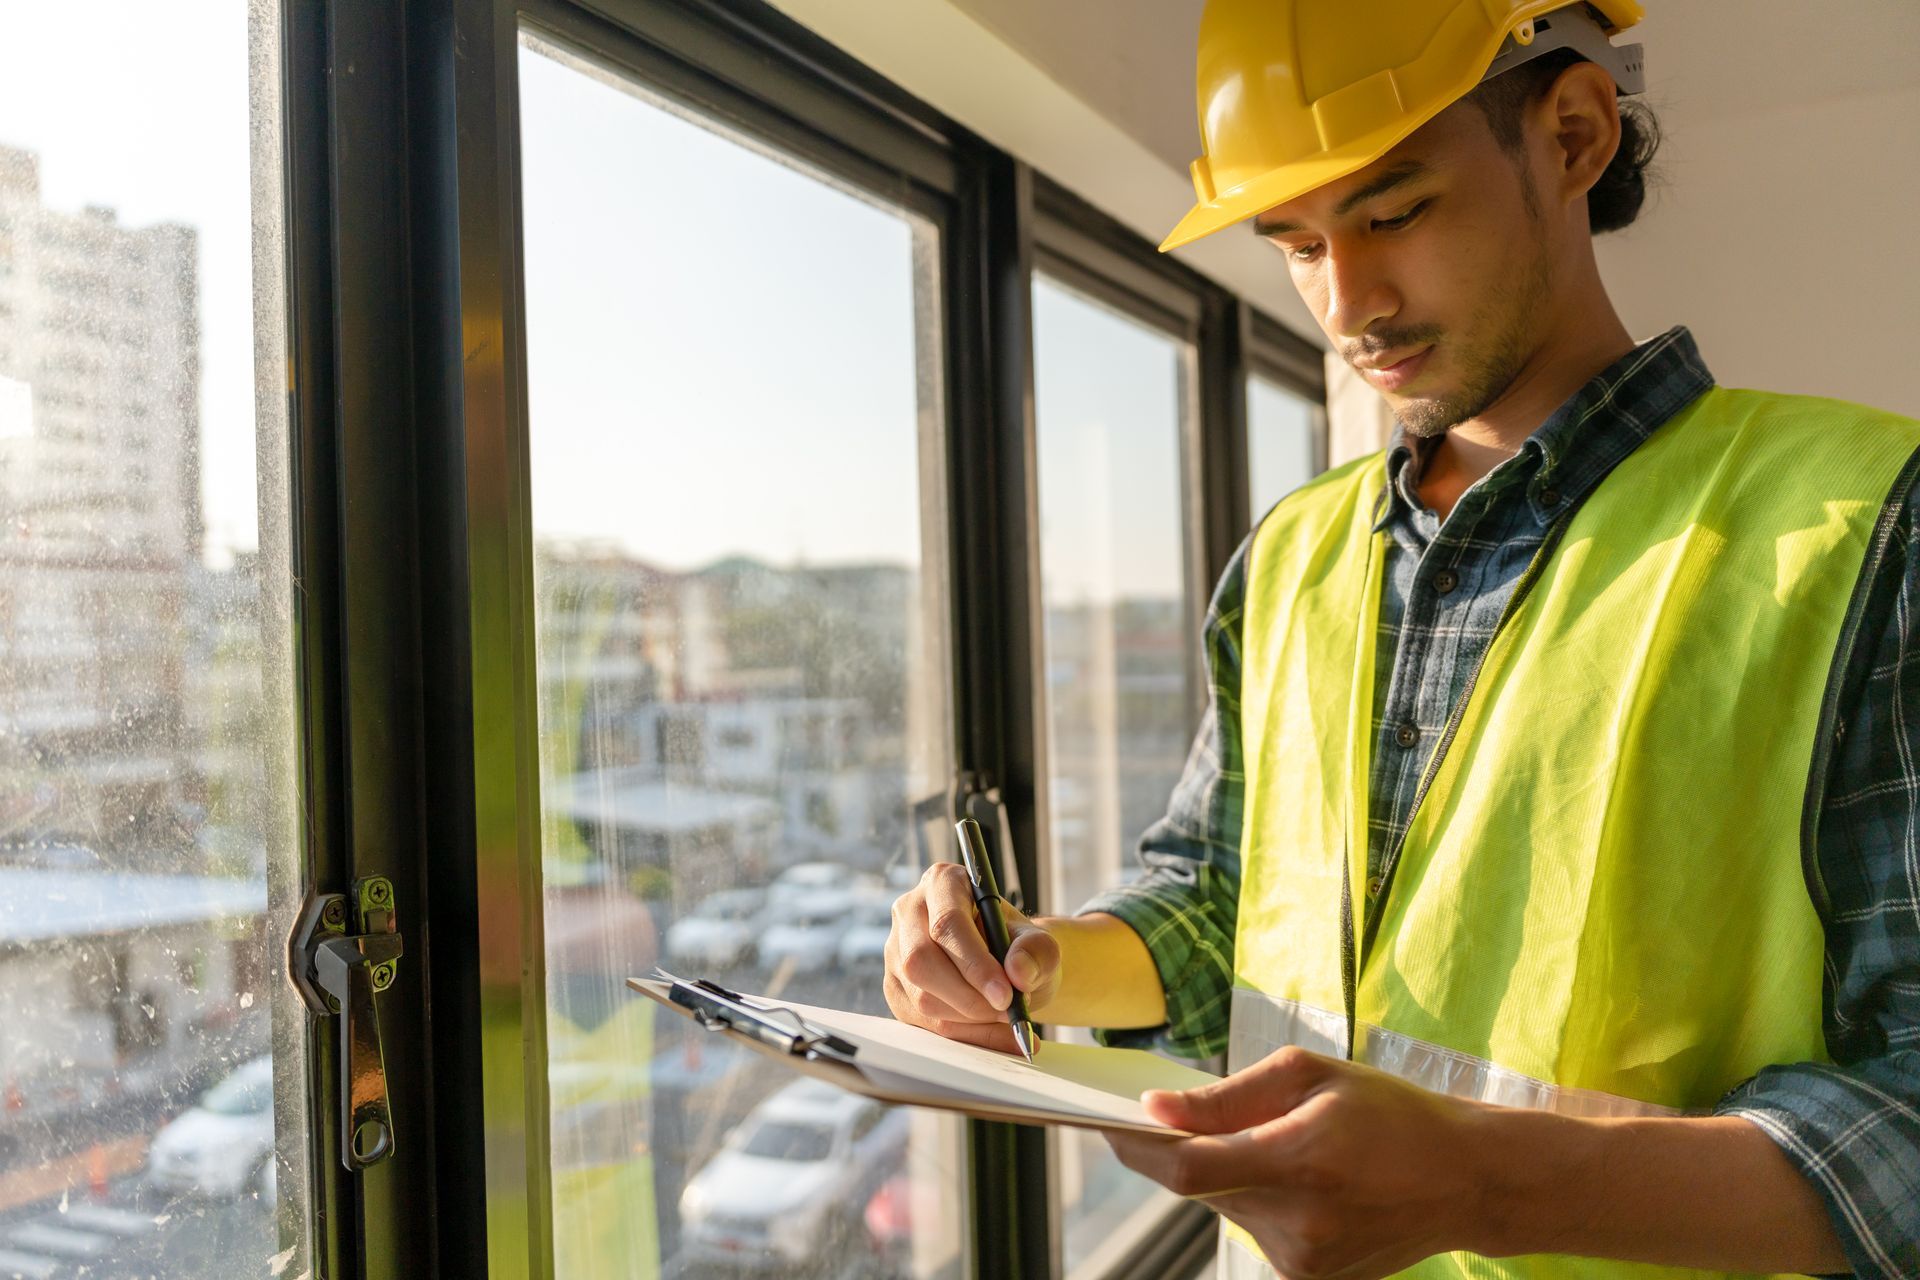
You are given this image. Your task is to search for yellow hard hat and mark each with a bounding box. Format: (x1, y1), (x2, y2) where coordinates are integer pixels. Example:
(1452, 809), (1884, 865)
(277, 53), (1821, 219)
(1161, 0), (1647, 252)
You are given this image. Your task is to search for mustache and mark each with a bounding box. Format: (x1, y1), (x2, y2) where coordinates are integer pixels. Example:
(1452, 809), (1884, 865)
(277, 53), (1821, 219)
(1343, 326), (1443, 365)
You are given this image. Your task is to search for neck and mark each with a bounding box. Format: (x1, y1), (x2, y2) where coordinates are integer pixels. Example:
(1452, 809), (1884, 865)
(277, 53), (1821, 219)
(1415, 273), (1635, 521)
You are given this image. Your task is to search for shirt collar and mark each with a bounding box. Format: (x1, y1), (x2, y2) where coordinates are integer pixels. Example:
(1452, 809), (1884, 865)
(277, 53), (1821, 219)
(1373, 325), (1716, 532)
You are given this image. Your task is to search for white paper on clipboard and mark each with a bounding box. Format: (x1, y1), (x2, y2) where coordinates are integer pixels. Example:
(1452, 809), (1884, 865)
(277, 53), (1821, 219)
(630, 975), (1219, 1136)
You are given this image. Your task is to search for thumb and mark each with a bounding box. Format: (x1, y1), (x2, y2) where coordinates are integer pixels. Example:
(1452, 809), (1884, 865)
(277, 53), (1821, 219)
(1143, 1045), (1328, 1135)
(1002, 917), (1060, 999)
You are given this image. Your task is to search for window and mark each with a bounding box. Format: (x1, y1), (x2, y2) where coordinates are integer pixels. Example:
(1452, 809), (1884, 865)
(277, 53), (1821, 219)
(517, 30), (962, 1279)
(0, 2), (305, 1276)
(1249, 372), (1328, 518)
(1032, 272), (1200, 1273)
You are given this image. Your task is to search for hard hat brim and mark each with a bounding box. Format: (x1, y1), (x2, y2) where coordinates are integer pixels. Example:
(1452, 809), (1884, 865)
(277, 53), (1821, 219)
(1158, 100), (1456, 254)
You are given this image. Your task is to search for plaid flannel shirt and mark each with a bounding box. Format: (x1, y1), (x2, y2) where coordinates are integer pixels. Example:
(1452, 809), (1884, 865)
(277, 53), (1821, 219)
(1080, 327), (1920, 1278)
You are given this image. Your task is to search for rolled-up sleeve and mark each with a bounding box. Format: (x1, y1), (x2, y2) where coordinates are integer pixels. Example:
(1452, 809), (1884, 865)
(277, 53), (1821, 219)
(1075, 537), (1250, 1061)
(1715, 485), (1920, 1280)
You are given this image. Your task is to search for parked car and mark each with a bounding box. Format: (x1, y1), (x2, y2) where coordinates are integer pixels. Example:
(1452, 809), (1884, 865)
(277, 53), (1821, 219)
(756, 900), (854, 974)
(665, 888), (767, 970)
(767, 860), (884, 905)
(144, 1055), (275, 1199)
(677, 1078), (906, 1270)
(834, 897), (896, 972)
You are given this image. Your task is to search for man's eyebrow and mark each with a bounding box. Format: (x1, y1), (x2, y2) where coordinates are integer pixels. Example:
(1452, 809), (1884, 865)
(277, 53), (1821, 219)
(1254, 162), (1431, 238)
(1331, 161), (1431, 217)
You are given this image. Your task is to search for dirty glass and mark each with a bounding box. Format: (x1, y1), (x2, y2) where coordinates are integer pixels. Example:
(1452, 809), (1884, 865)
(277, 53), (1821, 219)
(518, 31), (963, 1280)
(1031, 274), (1199, 1274)
(0, 3), (308, 1278)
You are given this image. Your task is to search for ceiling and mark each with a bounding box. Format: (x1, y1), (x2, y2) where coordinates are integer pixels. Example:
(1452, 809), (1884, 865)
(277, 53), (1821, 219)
(944, 0), (1920, 177)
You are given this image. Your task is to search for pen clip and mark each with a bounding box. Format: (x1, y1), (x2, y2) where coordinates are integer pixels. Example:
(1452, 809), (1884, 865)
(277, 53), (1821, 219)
(954, 817), (988, 891)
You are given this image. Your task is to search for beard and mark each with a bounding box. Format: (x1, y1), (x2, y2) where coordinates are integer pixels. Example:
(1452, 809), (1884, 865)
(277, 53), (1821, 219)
(1393, 238), (1556, 440)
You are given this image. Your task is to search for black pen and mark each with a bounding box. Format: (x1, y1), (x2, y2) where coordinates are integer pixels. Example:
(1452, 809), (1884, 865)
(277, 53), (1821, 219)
(954, 818), (1037, 1064)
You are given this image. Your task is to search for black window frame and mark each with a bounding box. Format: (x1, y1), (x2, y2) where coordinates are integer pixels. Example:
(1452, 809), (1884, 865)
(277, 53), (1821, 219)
(279, 0), (1330, 1276)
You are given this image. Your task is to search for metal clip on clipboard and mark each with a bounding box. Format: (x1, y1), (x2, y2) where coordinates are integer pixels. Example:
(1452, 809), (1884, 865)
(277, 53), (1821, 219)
(660, 971), (860, 1067)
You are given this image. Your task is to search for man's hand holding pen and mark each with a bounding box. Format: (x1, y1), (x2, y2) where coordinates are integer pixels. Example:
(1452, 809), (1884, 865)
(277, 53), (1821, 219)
(882, 860), (1060, 1057)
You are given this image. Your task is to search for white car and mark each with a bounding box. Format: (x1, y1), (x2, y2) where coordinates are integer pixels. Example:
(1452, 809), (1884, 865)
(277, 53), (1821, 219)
(766, 861), (885, 904)
(665, 888), (767, 969)
(834, 897), (896, 971)
(755, 898), (853, 974)
(678, 1078), (906, 1269)
(145, 1055), (275, 1199)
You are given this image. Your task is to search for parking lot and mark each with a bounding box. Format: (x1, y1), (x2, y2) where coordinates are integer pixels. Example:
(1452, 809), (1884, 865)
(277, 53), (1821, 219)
(0, 865), (937, 1280)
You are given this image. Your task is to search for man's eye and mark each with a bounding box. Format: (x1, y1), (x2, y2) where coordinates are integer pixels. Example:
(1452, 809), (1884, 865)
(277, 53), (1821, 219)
(1288, 243), (1321, 263)
(1373, 201), (1429, 231)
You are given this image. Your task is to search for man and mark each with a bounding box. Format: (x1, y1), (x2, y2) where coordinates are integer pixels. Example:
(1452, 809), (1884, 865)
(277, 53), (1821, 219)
(884, 2), (1920, 1277)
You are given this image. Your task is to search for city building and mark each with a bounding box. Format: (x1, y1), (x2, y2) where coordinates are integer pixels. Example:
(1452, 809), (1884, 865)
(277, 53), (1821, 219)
(0, 144), (201, 861)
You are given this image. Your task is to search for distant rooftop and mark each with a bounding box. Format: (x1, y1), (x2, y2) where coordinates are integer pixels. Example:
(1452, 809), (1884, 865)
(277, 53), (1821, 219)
(545, 769), (779, 834)
(0, 868), (266, 946)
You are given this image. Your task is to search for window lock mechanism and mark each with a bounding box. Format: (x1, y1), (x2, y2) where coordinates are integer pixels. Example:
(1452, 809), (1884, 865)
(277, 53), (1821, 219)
(289, 877), (403, 1171)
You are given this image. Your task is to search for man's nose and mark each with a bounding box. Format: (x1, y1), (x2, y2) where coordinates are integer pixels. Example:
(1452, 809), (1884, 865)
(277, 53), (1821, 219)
(1322, 246), (1399, 343)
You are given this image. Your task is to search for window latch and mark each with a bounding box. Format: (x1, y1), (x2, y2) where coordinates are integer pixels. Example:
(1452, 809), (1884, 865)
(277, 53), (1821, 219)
(289, 877), (403, 1171)
(954, 772), (1025, 913)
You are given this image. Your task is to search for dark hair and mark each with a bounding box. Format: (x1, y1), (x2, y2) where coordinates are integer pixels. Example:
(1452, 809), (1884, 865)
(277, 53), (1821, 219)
(1464, 48), (1662, 234)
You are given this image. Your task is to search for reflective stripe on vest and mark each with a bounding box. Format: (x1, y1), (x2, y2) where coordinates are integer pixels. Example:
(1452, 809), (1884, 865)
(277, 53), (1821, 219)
(1228, 987), (1676, 1117)
(1222, 387), (1920, 1280)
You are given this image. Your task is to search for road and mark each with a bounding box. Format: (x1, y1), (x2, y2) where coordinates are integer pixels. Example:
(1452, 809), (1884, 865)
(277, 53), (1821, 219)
(0, 1167), (273, 1280)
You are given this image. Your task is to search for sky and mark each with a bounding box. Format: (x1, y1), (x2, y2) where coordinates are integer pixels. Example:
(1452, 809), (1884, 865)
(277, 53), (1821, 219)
(519, 36), (1196, 601)
(1031, 277), (1186, 604)
(1248, 374), (1321, 519)
(518, 39), (930, 574)
(0, 4), (1272, 598)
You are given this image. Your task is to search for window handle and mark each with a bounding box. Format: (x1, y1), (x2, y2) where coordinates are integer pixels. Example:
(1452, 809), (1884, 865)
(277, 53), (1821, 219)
(955, 773), (1024, 913)
(291, 877), (403, 1170)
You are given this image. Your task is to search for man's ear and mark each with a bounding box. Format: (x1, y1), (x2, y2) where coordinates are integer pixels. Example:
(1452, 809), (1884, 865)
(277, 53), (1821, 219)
(1537, 59), (1623, 213)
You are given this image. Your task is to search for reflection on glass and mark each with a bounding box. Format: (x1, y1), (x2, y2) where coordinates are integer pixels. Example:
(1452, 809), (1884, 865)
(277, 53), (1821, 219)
(1032, 276), (1197, 1273)
(1248, 374), (1326, 518)
(519, 32), (961, 1280)
(0, 2), (304, 1276)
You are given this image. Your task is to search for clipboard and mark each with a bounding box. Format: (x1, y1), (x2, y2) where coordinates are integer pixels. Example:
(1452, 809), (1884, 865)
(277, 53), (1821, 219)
(630, 970), (1210, 1137)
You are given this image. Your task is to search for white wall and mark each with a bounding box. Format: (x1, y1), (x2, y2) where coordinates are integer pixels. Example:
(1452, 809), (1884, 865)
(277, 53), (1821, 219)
(1597, 84), (1920, 418)
(769, 0), (1920, 451)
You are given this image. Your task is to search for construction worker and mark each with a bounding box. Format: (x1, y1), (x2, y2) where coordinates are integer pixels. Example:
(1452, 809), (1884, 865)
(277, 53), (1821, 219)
(884, 2), (1920, 1277)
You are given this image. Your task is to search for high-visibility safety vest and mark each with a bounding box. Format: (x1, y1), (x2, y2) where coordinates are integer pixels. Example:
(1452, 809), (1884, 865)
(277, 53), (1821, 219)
(1220, 387), (1920, 1280)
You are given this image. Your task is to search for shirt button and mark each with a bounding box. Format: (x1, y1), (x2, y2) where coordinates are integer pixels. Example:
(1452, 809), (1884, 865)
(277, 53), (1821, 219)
(1539, 486), (1563, 508)
(1432, 569), (1459, 595)
(1394, 722), (1420, 749)
(1366, 875), (1384, 897)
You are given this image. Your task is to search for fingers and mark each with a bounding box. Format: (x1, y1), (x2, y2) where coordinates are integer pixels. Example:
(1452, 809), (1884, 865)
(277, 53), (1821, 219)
(1105, 1123), (1300, 1200)
(1142, 1044), (1331, 1135)
(920, 863), (1015, 1009)
(882, 970), (1019, 1053)
(887, 864), (1052, 1040)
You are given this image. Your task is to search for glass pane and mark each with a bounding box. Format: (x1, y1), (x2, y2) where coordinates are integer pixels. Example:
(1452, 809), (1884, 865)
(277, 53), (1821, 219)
(1032, 276), (1196, 1274)
(1248, 373), (1325, 517)
(0, 3), (308, 1278)
(518, 33), (963, 1280)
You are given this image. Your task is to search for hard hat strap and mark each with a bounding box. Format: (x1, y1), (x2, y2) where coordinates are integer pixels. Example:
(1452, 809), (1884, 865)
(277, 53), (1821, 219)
(1481, 3), (1646, 96)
